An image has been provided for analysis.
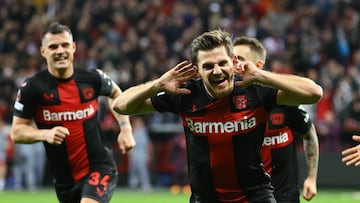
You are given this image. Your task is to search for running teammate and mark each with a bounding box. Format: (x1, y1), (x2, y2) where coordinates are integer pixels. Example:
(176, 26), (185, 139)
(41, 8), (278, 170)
(233, 36), (319, 203)
(10, 23), (136, 203)
(112, 29), (323, 202)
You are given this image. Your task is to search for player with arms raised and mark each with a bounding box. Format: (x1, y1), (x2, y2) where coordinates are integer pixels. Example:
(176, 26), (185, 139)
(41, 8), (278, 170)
(113, 29), (323, 202)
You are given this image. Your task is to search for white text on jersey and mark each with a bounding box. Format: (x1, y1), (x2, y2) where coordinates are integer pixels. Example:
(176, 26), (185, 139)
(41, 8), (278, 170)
(43, 104), (95, 121)
(185, 117), (256, 134)
(263, 132), (289, 146)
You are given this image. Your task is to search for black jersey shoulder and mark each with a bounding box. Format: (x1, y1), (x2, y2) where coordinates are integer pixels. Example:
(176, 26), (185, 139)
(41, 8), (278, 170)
(151, 77), (212, 114)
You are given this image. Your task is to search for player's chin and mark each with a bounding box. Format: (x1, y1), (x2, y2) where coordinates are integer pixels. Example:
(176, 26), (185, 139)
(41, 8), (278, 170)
(54, 60), (70, 67)
(212, 87), (232, 99)
(210, 79), (230, 89)
(54, 64), (70, 70)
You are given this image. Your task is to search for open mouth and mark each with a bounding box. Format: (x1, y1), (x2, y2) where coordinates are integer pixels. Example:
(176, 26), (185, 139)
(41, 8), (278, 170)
(54, 54), (68, 61)
(54, 55), (68, 64)
(211, 78), (226, 86)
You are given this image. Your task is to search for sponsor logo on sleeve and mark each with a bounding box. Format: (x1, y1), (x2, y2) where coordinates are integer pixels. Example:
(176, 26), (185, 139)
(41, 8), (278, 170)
(14, 90), (24, 111)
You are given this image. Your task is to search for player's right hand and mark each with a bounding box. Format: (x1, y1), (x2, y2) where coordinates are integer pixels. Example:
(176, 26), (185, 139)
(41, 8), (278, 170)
(44, 126), (70, 145)
(158, 60), (198, 94)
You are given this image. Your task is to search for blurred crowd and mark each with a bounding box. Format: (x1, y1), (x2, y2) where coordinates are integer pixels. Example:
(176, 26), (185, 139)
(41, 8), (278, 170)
(0, 0), (360, 191)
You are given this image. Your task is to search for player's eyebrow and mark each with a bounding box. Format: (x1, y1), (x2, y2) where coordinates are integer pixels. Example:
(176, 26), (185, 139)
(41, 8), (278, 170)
(48, 42), (71, 49)
(202, 59), (229, 70)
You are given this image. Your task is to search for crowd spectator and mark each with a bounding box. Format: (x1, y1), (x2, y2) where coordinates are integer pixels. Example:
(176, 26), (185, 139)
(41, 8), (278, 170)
(12, 142), (45, 191)
(0, 119), (11, 191)
(128, 116), (152, 192)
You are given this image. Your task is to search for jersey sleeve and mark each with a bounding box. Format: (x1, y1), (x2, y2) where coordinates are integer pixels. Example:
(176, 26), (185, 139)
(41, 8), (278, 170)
(150, 79), (198, 114)
(151, 91), (181, 114)
(286, 105), (312, 134)
(254, 84), (278, 111)
(13, 79), (37, 119)
(94, 69), (113, 96)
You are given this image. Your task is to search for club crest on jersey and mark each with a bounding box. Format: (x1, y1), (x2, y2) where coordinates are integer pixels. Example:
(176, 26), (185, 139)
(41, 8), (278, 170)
(233, 95), (247, 109)
(82, 87), (94, 99)
(270, 113), (284, 125)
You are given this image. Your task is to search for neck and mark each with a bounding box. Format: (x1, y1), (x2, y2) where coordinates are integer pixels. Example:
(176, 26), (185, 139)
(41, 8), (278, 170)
(48, 67), (74, 79)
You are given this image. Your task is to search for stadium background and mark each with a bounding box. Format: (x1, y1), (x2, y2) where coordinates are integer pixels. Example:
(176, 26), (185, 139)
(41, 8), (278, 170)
(0, 0), (360, 194)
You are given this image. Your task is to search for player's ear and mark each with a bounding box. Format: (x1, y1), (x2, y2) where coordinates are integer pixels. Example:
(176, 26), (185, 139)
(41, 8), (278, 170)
(256, 60), (264, 69)
(193, 65), (201, 78)
(40, 47), (45, 57)
(233, 55), (239, 66)
(72, 42), (76, 52)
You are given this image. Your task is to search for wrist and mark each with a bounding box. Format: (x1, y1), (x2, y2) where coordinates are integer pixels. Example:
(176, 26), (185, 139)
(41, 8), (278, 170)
(153, 77), (166, 92)
(119, 121), (131, 127)
(41, 131), (48, 142)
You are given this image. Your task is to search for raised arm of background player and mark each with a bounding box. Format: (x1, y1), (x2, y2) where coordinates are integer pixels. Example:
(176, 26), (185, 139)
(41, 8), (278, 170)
(301, 123), (319, 201)
(10, 80), (135, 154)
(342, 135), (360, 166)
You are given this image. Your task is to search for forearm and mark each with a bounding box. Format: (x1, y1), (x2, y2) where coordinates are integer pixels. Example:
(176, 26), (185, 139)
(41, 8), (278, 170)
(303, 125), (319, 179)
(112, 61), (195, 115)
(11, 124), (47, 144)
(112, 79), (160, 115)
(109, 85), (136, 153)
(108, 97), (132, 129)
(256, 70), (323, 105)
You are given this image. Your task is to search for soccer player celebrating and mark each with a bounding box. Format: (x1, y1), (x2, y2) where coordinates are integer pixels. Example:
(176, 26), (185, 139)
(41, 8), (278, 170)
(10, 23), (135, 203)
(233, 36), (319, 203)
(113, 29), (323, 202)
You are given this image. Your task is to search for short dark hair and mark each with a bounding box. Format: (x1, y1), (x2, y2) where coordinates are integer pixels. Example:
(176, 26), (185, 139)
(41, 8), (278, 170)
(233, 36), (266, 62)
(189, 29), (233, 66)
(41, 23), (73, 44)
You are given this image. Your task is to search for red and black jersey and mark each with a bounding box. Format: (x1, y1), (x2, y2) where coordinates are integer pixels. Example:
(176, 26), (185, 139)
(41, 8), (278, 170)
(261, 106), (312, 201)
(151, 76), (278, 202)
(13, 69), (117, 185)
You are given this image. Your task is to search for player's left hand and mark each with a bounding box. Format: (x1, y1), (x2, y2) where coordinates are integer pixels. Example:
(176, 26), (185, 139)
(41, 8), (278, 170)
(117, 126), (136, 154)
(302, 177), (317, 201)
(234, 61), (258, 87)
